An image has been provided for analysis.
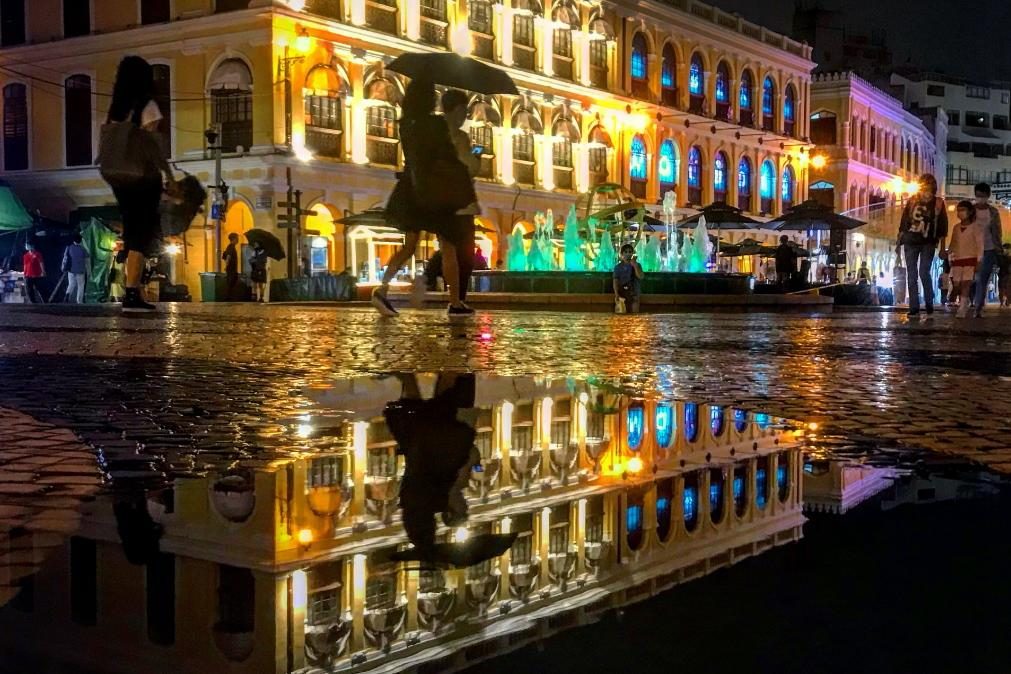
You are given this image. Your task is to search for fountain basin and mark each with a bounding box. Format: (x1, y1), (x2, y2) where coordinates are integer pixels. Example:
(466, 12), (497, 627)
(472, 271), (751, 295)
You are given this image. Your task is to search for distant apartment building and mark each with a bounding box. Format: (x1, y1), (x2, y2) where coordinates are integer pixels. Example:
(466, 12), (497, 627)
(892, 71), (1011, 201)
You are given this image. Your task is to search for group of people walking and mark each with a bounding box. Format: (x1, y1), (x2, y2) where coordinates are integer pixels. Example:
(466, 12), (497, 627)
(897, 175), (1004, 318)
(20, 235), (90, 304)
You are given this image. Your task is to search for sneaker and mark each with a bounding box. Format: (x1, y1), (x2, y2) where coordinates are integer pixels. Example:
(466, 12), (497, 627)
(447, 304), (475, 317)
(371, 287), (398, 316)
(122, 289), (156, 313)
(925, 304), (934, 315)
(906, 310), (920, 317)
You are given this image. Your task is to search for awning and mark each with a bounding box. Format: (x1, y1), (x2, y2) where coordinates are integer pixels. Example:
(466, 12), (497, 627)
(0, 183), (34, 232)
(305, 64), (349, 96)
(513, 0), (543, 14)
(468, 99), (501, 126)
(208, 59), (253, 91)
(588, 17), (615, 41)
(366, 77), (401, 104)
(588, 125), (613, 148)
(552, 117), (580, 141)
(512, 108), (543, 134)
(552, 2), (580, 29)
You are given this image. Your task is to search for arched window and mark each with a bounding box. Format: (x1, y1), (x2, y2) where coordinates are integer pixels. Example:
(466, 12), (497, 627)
(65, 75), (92, 167)
(512, 106), (542, 185)
(777, 454), (790, 502)
(512, 0), (541, 70)
(658, 139), (678, 191)
(781, 165), (795, 211)
(468, 96), (500, 180)
(63, 0), (91, 38)
(760, 160), (776, 214)
(469, 0), (495, 58)
(738, 70), (754, 127)
(733, 464), (749, 517)
(683, 472), (699, 532)
(304, 64), (349, 158)
(762, 76), (775, 132)
(630, 33), (648, 99)
(551, 1), (579, 80)
(661, 44), (677, 107)
(656, 480), (673, 541)
(209, 58), (254, 153)
(688, 53), (704, 113)
(0, 0), (26, 46)
(588, 124), (611, 186)
(810, 110), (836, 145)
(715, 61), (730, 121)
(687, 146), (702, 204)
(552, 113), (579, 190)
(587, 16), (612, 88)
(784, 84), (796, 137)
(2, 83), (28, 171)
(709, 468), (725, 524)
(684, 401), (699, 443)
(655, 404), (675, 449)
(364, 76), (402, 166)
(737, 157), (752, 212)
(713, 151), (728, 202)
(629, 134), (647, 198)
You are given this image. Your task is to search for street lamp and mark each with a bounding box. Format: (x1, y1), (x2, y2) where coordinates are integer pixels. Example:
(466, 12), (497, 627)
(277, 29), (313, 149)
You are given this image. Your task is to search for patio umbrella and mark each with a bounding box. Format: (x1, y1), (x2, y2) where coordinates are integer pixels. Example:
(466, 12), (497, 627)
(244, 228), (286, 261)
(386, 53), (519, 95)
(767, 199), (866, 231)
(677, 202), (762, 230)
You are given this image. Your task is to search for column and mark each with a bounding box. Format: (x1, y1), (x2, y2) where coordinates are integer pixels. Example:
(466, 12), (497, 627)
(498, 515), (512, 601)
(498, 2), (512, 65)
(350, 553), (367, 651)
(405, 0), (421, 40)
(575, 497), (587, 576)
(539, 506), (551, 589)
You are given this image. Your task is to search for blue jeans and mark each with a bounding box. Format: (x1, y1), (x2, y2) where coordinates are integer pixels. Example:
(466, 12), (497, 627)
(973, 249), (999, 311)
(903, 243), (936, 312)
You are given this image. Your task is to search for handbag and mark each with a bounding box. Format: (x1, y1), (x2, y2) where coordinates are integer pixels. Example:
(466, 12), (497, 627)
(97, 122), (147, 187)
(411, 158), (476, 214)
(614, 296), (626, 314)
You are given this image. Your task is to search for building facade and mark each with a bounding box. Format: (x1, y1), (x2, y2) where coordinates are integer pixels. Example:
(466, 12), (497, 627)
(891, 71), (1011, 202)
(0, 374), (804, 673)
(809, 71), (940, 276)
(0, 0), (813, 294)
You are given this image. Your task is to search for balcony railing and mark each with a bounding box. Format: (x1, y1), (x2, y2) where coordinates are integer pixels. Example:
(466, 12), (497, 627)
(513, 160), (536, 185)
(477, 154), (495, 180)
(553, 166), (573, 190)
(513, 43), (536, 71)
(631, 78), (650, 101)
(553, 54), (574, 81)
(739, 109), (754, 128)
(420, 0), (448, 46)
(688, 94), (705, 116)
(366, 0), (397, 34)
(366, 136), (399, 166)
(306, 127), (342, 158)
(472, 32), (494, 60)
(590, 64), (607, 89)
(661, 87), (678, 108)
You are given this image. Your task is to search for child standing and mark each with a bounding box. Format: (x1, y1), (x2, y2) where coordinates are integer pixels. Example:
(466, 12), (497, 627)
(946, 200), (985, 318)
(613, 243), (644, 314)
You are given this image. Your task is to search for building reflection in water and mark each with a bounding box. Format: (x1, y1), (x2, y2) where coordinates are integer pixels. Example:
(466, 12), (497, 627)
(0, 375), (804, 673)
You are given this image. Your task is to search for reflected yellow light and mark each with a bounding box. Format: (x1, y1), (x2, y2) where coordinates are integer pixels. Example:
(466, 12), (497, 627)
(809, 154), (827, 170)
(454, 526), (470, 542)
(164, 243), (182, 256)
(292, 569), (307, 609)
(627, 456), (644, 473)
(297, 528), (314, 546)
(807, 422), (819, 431)
(623, 112), (650, 133)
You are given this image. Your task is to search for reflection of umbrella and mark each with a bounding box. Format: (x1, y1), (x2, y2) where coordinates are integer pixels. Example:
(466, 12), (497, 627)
(388, 532), (519, 567)
(767, 199), (866, 231)
(245, 228), (285, 260)
(677, 202), (762, 229)
(386, 53), (519, 95)
(336, 207), (389, 227)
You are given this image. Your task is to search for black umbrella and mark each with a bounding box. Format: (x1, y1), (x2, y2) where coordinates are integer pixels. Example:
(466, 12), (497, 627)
(677, 202), (762, 230)
(386, 53), (519, 95)
(388, 532), (519, 567)
(336, 207), (389, 227)
(244, 228), (285, 261)
(767, 199), (866, 231)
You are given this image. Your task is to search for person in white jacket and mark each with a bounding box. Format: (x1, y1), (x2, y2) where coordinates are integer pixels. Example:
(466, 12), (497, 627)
(946, 200), (985, 318)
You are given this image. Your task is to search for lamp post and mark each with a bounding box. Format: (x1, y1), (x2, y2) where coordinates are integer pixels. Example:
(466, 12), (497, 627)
(277, 29), (313, 148)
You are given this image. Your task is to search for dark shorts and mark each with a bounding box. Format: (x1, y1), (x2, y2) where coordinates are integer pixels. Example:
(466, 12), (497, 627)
(250, 268), (267, 284)
(111, 179), (163, 256)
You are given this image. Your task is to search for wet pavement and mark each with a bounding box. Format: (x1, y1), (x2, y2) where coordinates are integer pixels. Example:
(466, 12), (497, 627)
(0, 303), (1010, 673)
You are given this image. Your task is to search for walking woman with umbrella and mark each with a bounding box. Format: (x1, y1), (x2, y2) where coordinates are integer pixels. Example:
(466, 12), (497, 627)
(244, 229), (285, 303)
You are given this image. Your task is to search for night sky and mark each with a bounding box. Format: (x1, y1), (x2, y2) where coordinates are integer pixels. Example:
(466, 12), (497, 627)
(710, 0), (1011, 82)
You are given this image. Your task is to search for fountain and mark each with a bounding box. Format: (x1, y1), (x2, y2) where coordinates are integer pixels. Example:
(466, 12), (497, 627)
(562, 206), (586, 271)
(506, 226), (526, 271)
(640, 236), (662, 272)
(526, 210), (555, 271)
(594, 229), (616, 272)
(686, 216), (711, 273)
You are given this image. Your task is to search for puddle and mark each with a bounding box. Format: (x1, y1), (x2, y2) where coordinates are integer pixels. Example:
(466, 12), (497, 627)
(0, 373), (1007, 673)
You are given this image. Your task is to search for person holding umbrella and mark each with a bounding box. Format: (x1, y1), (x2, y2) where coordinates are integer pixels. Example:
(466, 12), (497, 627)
(243, 229), (285, 302)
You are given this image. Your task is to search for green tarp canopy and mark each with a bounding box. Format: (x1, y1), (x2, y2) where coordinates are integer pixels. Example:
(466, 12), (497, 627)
(81, 218), (119, 303)
(0, 183), (34, 232)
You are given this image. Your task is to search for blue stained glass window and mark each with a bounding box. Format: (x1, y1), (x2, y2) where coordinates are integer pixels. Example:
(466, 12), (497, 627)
(627, 403), (644, 450)
(631, 34), (648, 80)
(784, 87), (795, 121)
(715, 63), (729, 103)
(684, 402), (699, 443)
(710, 405), (725, 436)
(737, 158), (751, 195)
(781, 165), (794, 203)
(762, 76), (775, 116)
(656, 497), (670, 521)
(661, 46), (675, 89)
(733, 474), (744, 506)
(709, 482), (722, 513)
(689, 54), (703, 95)
(713, 154), (727, 193)
(658, 140), (677, 185)
(655, 404), (674, 448)
(777, 461), (789, 500)
(683, 486), (698, 525)
(733, 408), (748, 433)
(739, 71), (752, 109)
(755, 413), (771, 429)
(760, 160), (775, 199)
(687, 146), (701, 188)
(630, 135), (647, 181)
(627, 504), (643, 533)
(756, 468), (768, 509)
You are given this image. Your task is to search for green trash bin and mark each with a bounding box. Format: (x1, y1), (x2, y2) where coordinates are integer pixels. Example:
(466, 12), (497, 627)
(199, 272), (228, 302)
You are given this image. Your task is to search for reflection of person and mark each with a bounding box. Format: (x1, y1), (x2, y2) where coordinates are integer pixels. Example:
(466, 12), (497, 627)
(97, 56), (176, 313)
(249, 241), (268, 302)
(62, 234), (90, 303)
(971, 182), (1003, 317)
(473, 248), (489, 271)
(22, 243), (45, 303)
(896, 174), (947, 317)
(999, 243), (1011, 307)
(947, 200), (985, 318)
(856, 261), (871, 285)
(376, 79), (471, 316)
(442, 89), (481, 309)
(383, 373), (479, 560)
(424, 249), (444, 291)
(774, 235), (797, 285)
(222, 232), (240, 301)
(613, 243), (643, 313)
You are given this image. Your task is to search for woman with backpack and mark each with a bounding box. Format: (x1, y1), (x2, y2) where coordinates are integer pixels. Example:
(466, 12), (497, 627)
(895, 174), (948, 317)
(97, 56), (176, 313)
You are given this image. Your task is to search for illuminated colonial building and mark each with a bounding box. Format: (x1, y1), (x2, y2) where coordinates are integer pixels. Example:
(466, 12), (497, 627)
(0, 0), (813, 292)
(809, 71), (941, 275)
(0, 375), (804, 673)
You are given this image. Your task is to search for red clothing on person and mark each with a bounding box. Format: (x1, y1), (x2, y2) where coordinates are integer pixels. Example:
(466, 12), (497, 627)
(22, 250), (44, 278)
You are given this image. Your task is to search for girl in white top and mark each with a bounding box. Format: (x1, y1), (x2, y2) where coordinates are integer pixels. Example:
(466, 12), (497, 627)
(946, 200), (985, 317)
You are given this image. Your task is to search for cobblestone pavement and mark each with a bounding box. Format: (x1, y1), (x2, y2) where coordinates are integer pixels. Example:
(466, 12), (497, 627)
(1, 303), (1011, 479)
